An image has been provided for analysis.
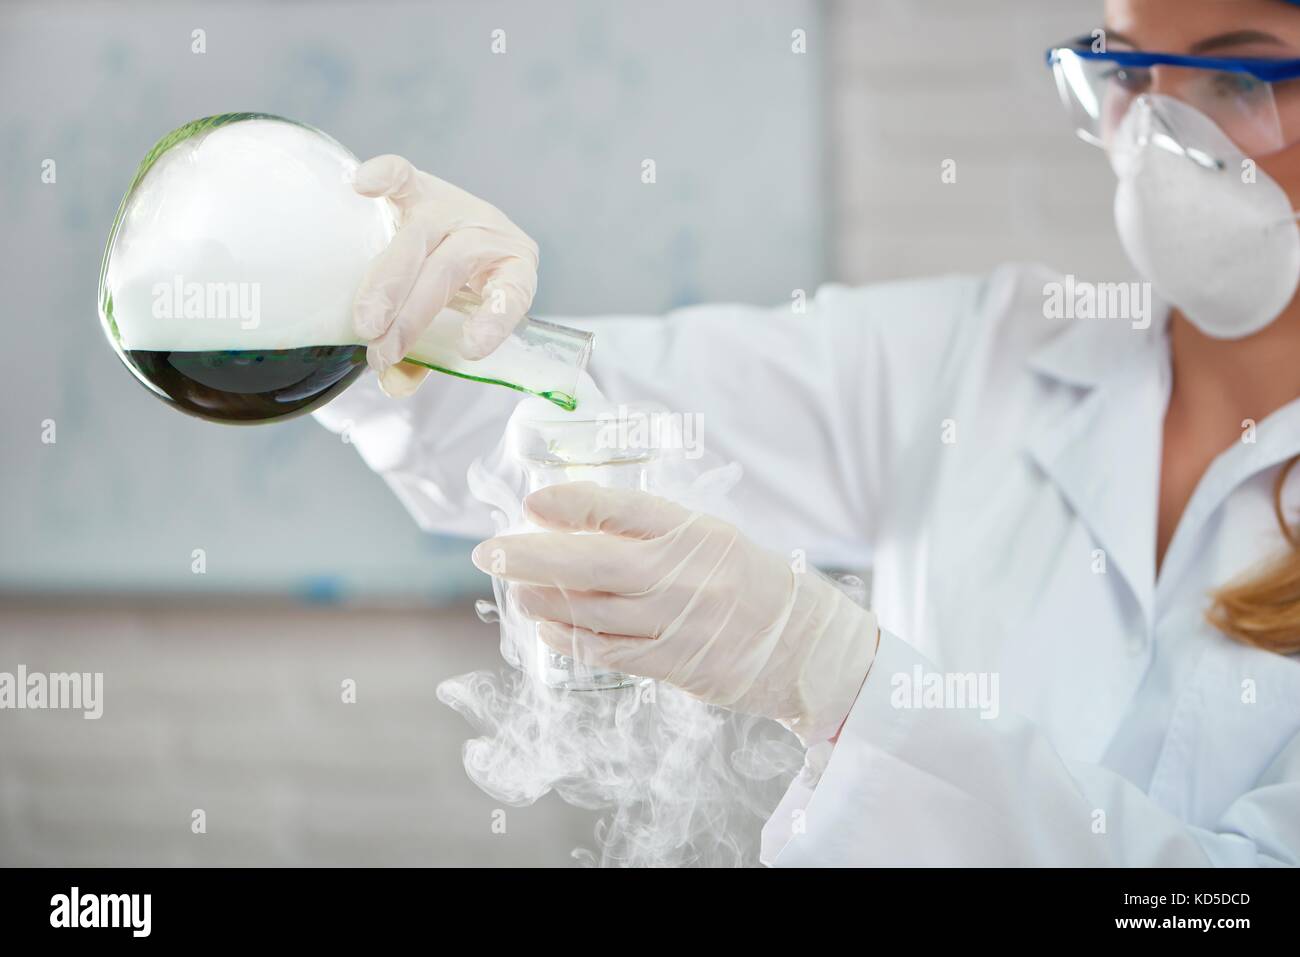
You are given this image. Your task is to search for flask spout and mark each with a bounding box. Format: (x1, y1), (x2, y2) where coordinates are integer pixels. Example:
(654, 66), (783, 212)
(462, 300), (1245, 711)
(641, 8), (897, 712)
(403, 290), (592, 412)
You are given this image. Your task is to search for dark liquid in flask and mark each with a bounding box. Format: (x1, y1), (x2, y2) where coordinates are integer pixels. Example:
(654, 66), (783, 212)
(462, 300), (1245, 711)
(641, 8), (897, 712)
(125, 345), (366, 424)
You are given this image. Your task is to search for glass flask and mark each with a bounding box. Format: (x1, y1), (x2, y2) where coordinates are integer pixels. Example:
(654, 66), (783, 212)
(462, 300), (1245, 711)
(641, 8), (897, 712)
(98, 113), (592, 424)
(497, 402), (665, 691)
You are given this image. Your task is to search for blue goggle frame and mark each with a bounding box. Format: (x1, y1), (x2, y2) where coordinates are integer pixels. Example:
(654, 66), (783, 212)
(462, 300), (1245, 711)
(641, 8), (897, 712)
(1046, 34), (1300, 83)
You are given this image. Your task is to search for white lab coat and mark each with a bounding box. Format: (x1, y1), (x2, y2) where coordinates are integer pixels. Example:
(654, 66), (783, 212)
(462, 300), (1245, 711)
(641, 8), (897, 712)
(316, 262), (1300, 866)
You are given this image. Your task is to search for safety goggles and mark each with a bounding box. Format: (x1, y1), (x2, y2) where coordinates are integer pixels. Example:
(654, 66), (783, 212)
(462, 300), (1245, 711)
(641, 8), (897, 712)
(1046, 34), (1300, 161)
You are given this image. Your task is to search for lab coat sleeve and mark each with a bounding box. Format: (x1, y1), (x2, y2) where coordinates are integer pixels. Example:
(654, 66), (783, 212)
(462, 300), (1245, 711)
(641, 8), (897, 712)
(314, 274), (984, 556)
(761, 630), (1300, 867)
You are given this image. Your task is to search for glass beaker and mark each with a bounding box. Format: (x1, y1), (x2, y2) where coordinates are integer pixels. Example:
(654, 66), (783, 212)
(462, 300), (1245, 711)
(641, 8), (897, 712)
(98, 112), (592, 424)
(500, 402), (664, 691)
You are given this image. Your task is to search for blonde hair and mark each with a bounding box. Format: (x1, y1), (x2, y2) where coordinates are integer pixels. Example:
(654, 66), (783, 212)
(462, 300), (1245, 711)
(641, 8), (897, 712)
(1207, 455), (1300, 654)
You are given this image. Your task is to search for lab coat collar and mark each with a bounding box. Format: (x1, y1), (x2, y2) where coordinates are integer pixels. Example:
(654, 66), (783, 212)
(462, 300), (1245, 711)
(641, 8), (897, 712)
(1025, 294), (1172, 390)
(1023, 309), (1172, 630)
(1024, 302), (1300, 628)
(1156, 391), (1300, 607)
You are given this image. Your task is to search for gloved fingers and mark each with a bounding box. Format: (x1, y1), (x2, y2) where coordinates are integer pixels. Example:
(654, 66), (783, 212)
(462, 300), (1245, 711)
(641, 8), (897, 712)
(538, 620), (747, 699)
(353, 211), (445, 344)
(367, 230), (493, 371)
(536, 621), (658, 674)
(377, 362), (430, 398)
(459, 257), (536, 360)
(523, 482), (694, 540)
(353, 154), (437, 218)
(356, 154), (516, 228)
(513, 585), (666, 639)
(354, 155), (539, 370)
(472, 531), (651, 593)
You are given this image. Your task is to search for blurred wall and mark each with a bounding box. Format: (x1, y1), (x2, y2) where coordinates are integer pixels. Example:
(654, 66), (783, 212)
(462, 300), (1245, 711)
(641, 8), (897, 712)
(0, 0), (824, 601)
(0, 602), (599, 866)
(827, 0), (1133, 285)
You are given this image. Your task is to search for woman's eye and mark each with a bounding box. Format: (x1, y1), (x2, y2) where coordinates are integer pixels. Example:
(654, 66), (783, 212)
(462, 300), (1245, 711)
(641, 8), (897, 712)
(1104, 66), (1151, 93)
(1210, 71), (1264, 99)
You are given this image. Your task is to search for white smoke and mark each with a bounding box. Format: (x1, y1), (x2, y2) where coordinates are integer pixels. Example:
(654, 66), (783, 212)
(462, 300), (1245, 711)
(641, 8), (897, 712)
(436, 399), (804, 867)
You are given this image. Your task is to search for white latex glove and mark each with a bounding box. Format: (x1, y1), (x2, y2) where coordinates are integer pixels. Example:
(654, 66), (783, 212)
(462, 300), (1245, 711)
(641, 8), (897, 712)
(351, 154), (539, 397)
(471, 483), (881, 744)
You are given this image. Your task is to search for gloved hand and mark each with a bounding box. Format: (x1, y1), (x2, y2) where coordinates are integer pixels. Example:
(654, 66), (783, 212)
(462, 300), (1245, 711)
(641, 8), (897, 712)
(471, 482), (881, 744)
(351, 154), (539, 397)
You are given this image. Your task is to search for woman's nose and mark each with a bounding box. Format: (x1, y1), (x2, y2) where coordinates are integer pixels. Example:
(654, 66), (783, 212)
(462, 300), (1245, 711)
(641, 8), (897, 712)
(1148, 64), (1193, 100)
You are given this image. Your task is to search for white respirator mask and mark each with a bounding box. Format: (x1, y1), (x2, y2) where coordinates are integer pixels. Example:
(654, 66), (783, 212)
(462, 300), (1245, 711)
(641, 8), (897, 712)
(1110, 94), (1300, 339)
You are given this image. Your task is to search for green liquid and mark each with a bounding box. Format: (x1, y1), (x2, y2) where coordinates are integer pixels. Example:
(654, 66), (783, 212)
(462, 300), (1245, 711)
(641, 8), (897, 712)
(121, 346), (578, 425)
(399, 356), (577, 412)
(125, 346), (366, 424)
